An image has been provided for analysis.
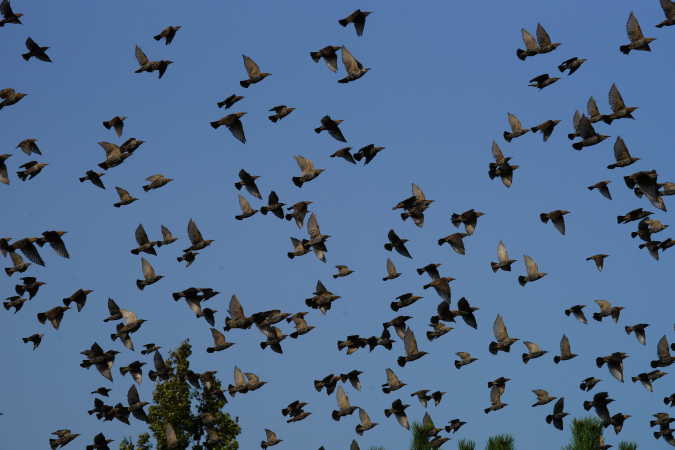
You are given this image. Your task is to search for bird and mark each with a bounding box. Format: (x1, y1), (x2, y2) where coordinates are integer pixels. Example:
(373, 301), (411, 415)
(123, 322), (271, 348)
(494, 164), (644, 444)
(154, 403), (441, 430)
(217, 94), (244, 109)
(596, 352), (629, 382)
(206, 328), (234, 353)
(564, 305), (588, 324)
(384, 399), (410, 430)
(16, 138), (41, 156)
(113, 187), (137, 208)
(583, 392), (614, 426)
(411, 390), (432, 408)
(491, 241), (517, 272)
(540, 210), (570, 235)
(153, 25), (181, 45)
(657, 0), (675, 27)
(292, 155), (325, 188)
(587, 181), (612, 200)
(391, 292), (423, 312)
(585, 97), (609, 124)
(607, 137), (639, 169)
(545, 398), (569, 430)
(102, 116), (126, 137)
(268, 105), (295, 123)
(366, 327), (395, 352)
(397, 328), (427, 367)
(0, 0), (22, 26)
(37, 305), (70, 329)
(445, 419), (467, 434)
(592, 299), (624, 323)
(314, 115), (347, 142)
(620, 12), (655, 54)
(522, 341), (547, 364)
(133, 45), (172, 79)
(570, 114), (610, 150)
(310, 46), (341, 72)
(285, 201), (313, 228)
(338, 9), (372, 36)
(382, 258), (401, 281)
(0, 153), (10, 184)
(455, 351), (478, 369)
(130, 224), (158, 256)
(558, 57), (586, 75)
(632, 370), (667, 392)
(210, 112), (246, 144)
(287, 312), (315, 338)
(489, 314), (519, 354)
(148, 351), (172, 382)
(417, 263), (442, 280)
(234, 169), (262, 199)
(579, 377), (601, 392)
(451, 209), (484, 235)
(240, 55), (271, 88)
(625, 323), (649, 345)
(518, 255), (547, 286)
(423, 277), (453, 303)
(79, 170), (105, 189)
(528, 74), (559, 90)
(553, 334), (577, 364)
(503, 113), (529, 142)
(22, 37), (51, 62)
(260, 429), (281, 449)
(338, 46), (370, 83)
(530, 119), (560, 142)
(142, 174), (172, 192)
(235, 195), (258, 221)
(426, 321), (453, 341)
(355, 408), (378, 435)
(617, 207), (652, 224)
(257, 324), (287, 354)
(97, 141), (131, 170)
(489, 141), (518, 188)
(604, 84), (638, 124)
(62, 288), (94, 312)
(353, 144), (385, 164)
(21, 333), (43, 350)
(314, 373), (340, 395)
(383, 315), (412, 340)
(381, 368), (406, 393)
(586, 254), (608, 271)
(49, 430), (80, 449)
(650, 335), (673, 368)
(531, 389), (557, 407)
(127, 385), (149, 422)
(431, 391), (446, 407)
(610, 413), (632, 435)
(385, 229), (412, 258)
(15, 276), (45, 299)
(16, 161), (47, 181)
(484, 385), (508, 414)
(119, 360), (146, 384)
(4, 295), (27, 313)
(625, 170), (666, 212)
(136, 257), (163, 290)
(0, 88), (27, 110)
(260, 191), (285, 219)
(339, 369), (363, 390)
(330, 146), (356, 164)
(111, 309), (146, 351)
(103, 298), (122, 322)
(333, 265), (354, 279)
(184, 219), (213, 252)
(331, 385), (358, 421)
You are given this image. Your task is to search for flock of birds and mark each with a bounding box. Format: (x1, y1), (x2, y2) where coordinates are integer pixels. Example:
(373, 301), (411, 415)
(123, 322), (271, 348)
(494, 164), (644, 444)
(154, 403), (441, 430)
(2, 1), (675, 449)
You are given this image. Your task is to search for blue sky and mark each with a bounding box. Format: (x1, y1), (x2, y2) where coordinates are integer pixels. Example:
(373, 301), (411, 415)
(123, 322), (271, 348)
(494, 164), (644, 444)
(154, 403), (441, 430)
(2, 1), (674, 449)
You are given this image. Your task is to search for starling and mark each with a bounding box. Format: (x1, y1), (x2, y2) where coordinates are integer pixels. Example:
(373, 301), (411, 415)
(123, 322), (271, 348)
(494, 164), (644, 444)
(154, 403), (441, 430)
(79, 170), (105, 189)
(355, 408), (378, 435)
(38, 231), (69, 259)
(4, 295), (27, 313)
(62, 288), (94, 312)
(607, 137), (639, 169)
(426, 321), (453, 341)
(451, 209), (484, 235)
(314, 373), (340, 395)
(285, 201), (313, 228)
(282, 400), (309, 420)
(503, 112), (529, 142)
(353, 144), (384, 164)
(545, 398), (569, 430)
(610, 413), (631, 435)
(518, 255), (547, 286)
(383, 315), (412, 339)
(385, 229), (412, 259)
(15, 276), (45, 299)
(604, 84), (638, 124)
(217, 94), (244, 109)
(111, 310), (146, 351)
(664, 393), (674, 406)
(0, 0), (21, 26)
(491, 241), (517, 272)
(540, 210), (570, 235)
(519, 24), (560, 60)
(337, 335), (367, 355)
(287, 312), (315, 338)
(142, 174), (172, 192)
(592, 299), (624, 323)
(148, 351), (172, 382)
(103, 298), (122, 322)
(153, 25), (181, 45)
(530, 119), (560, 142)
(234, 169), (262, 199)
(384, 399), (410, 430)
(488, 377), (511, 395)
(333, 265), (354, 279)
(580, 377), (601, 392)
(586, 254), (608, 271)
(382, 368), (406, 393)
(338, 9), (371, 36)
(2, 237), (44, 266)
(571, 114), (610, 150)
(417, 263), (442, 280)
(553, 334), (577, 363)
(528, 74), (559, 90)
(37, 305), (69, 329)
(423, 277), (454, 303)
(650, 335), (673, 368)
(391, 293), (422, 311)
(130, 224), (158, 256)
(177, 251), (198, 267)
(98, 141), (131, 170)
(522, 341), (547, 364)
(455, 351), (478, 369)
(489, 141), (518, 188)
(240, 55), (271, 88)
(259, 191), (284, 219)
(210, 112), (246, 143)
(367, 327), (395, 351)
(287, 237), (310, 260)
(451, 297), (479, 329)
(411, 390), (432, 408)
(16, 138), (41, 156)
(201, 307), (216, 327)
(222, 295), (252, 331)
(102, 116), (126, 137)
(16, 161), (47, 181)
(0, 88), (27, 110)
(140, 343), (160, 355)
(596, 352), (629, 382)
(91, 387), (111, 397)
(332, 385), (358, 421)
(330, 146), (356, 164)
(206, 328), (234, 353)
(564, 304), (588, 324)
(0, 153), (9, 184)
(632, 370), (667, 392)
(119, 361), (146, 384)
(587, 180), (612, 200)
(397, 328), (427, 367)
(339, 370), (363, 391)
(445, 419), (466, 434)
(338, 46), (370, 83)
(383, 257), (401, 281)
(657, 0), (675, 27)
(50, 430), (80, 449)
(113, 187), (137, 208)
(489, 314), (519, 354)
(484, 385), (508, 414)
(258, 324), (287, 354)
(22, 37), (51, 62)
(625, 170), (666, 211)
(586, 97), (608, 124)
(422, 412), (442, 437)
(310, 45), (341, 72)
(127, 385), (149, 422)
(558, 57), (586, 75)
(292, 155), (325, 187)
(530, 389), (557, 408)
(136, 257), (163, 290)
(620, 12), (655, 54)
(260, 429), (282, 449)
(134, 45), (172, 79)
(639, 240), (663, 261)
(184, 219), (213, 252)
(268, 105), (295, 123)
(235, 194), (258, 220)
(625, 323), (649, 345)
(314, 115), (346, 142)
(119, 137), (145, 155)
(617, 207), (652, 224)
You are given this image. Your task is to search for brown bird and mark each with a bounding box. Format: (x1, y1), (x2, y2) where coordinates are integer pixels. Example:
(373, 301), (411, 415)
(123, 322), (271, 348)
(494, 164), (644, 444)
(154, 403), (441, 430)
(0, 88), (27, 110)
(384, 399), (410, 430)
(332, 385), (358, 421)
(607, 137), (639, 169)
(657, 0), (675, 27)
(530, 119), (561, 142)
(620, 12), (655, 54)
(285, 201), (313, 228)
(558, 57), (586, 75)
(63, 289), (94, 312)
(333, 265), (354, 279)
(50, 430), (80, 449)
(234, 168), (262, 199)
(518, 255), (547, 286)
(235, 194), (258, 220)
(650, 335), (673, 368)
(391, 293), (423, 312)
(79, 170), (105, 189)
(292, 155), (325, 188)
(489, 141), (518, 188)
(431, 391), (446, 407)
(156, 225), (177, 247)
(91, 387), (111, 397)
(382, 257), (401, 281)
(134, 45), (172, 79)
(617, 207), (652, 224)
(260, 191), (285, 219)
(417, 263), (442, 280)
(385, 229), (412, 259)
(455, 351), (478, 369)
(528, 74), (559, 90)
(113, 187), (137, 208)
(34, 230), (68, 259)
(217, 94), (244, 109)
(16, 161), (47, 181)
(517, 24), (560, 60)
(423, 277), (454, 303)
(445, 419), (467, 434)
(451, 209), (484, 235)
(287, 237), (310, 260)
(0, 153), (10, 184)
(210, 112), (246, 144)
(268, 105), (295, 123)
(397, 328), (427, 367)
(426, 321), (453, 341)
(522, 341), (547, 364)
(4, 295), (27, 312)
(571, 114), (610, 150)
(367, 327), (395, 351)
(531, 389), (557, 407)
(184, 219), (213, 252)
(580, 377), (601, 392)
(438, 233), (468, 255)
(5, 252), (30, 276)
(489, 314), (519, 354)
(97, 141), (131, 170)
(383, 315), (412, 340)
(488, 377), (510, 395)
(143, 174), (172, 192)
(260, 429), (281, 449)
(604, 84), (639, 124)
(381, 368), (406, 394)
(484, 385), (508, 414)
(632, 370), (667, 392)
(355, 407), (378, 435)
(354, 144), (384, 164)
(625, 323), (649, 345)
(119, 360), (146, 384)
(593, 299), (624, 323)
(586, 254), (608, 271)
(609, 413), (631, 435)
(587, 180), (612, 200)
(206, 328), (234, 353)
(153, 25), (181, 45)
(287, 312), (315, 339)
(585, 97), (609, 124)
(15, 276), (45, 299)
(136, 257), (163, 290)
(102, 116), (126, 137)
(491, 241), (517, 272)
(305, 280), (341, 314)
(37, 305), (70, 329)
(339, 9), (371, 36)
(583, 391), (614, 426)
(257, 323), (286, 354)
(104, 298), (122, 322)
(411, 390), (432, 408)
(1, 237), (44, 266)
(314, 373), (340, 396)
(16, 138), (41, 156)
(120, 137), (144, 155)
(596, 352), (629, 382)
(564, 305), (588, 324)
(240, 55), (271, 88)
(625, 170), (666, 212)
(177, 250), (198, 267)
(540, 210), (570, 235)
(22, 37), (51, 62)
(130, 224), (158, 256)
(330, 146), (356, 164)
(310, 45), (341, 72)
(553, 334), (577, 363)
(503, 112), (529, 142)
(338, 46), (370, 83)
(0, 0), (22, 26)
(314, 115), (346, 142)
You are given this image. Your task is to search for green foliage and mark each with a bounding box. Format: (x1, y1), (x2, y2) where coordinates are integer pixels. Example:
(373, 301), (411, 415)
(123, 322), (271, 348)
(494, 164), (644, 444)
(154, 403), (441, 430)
(457, 439), (476, 450)
(120, 341), (240, 450)
(485, 434), (514, 450)
(562, 417), (603, 450)
(410, 421), (434, 450)
(618, 443), (638, 450)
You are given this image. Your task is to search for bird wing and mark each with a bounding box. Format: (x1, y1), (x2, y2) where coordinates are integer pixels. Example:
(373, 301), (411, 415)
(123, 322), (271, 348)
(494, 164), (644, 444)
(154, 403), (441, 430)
(491, 141), (505, 163)
(145, 174), (164, 183)
(341, 46), (363, 75)
(586, 97), (600, 117)
(315, 280), (328, 294)
(135, 45), (149, 65)
(456, 351), (470, 361)
(228, 295), (245, 319)
(411, 183), (426, 201)
(553, 397), (564, 415)
(268, 190), (279, 205)
(160, 225), (174, 241)
(493, 314), (509, 341)
(521, 28), (538, 51)
(141, 257), (156, 280)
(532, 389), (548, 401)
(613, 137), (630, 161)
(210, 328), (226, 346)
(98, 141), (121, 157)
(242, 55), (261, 77)
(490, 385), (502, 404)
(127, 384), (140, 405)
(307, 213), (321, 239)
(350, 440), (360, 450)
(497, 241), (509, 263)
(336, 385), (350, 409)
(238, 194), (253, 214)
(524, 341), (541, 353)
(107, 298), (120, 317)
(386, 257), (397, 276)
(10, 251), (23, 266)
(560, 334), (571, 356)
(535, 23), (552, 47)
(594, 299), (612, 313)
(524, 255), (538, 277)
(187, 219), (203, 244)
(25, 37), (40, 53)
(387, 229), (400, 244)
(551, 213), (566, 235)
(120, 309), (138, 325)
(293, 155), (311, 173)
(385, 368), (399, 386)
(661, 0), (675, 18)
(0, 160), (8, 184)
(657, 335), (669, 360)
(0, 0), (14, 18)
(135, 224), (150, 245)
(227, 117), (246, 144)
(507, 112), (523, 132)
(403, 328), (419, 355)
(626, 12), (645, 42)
(359, 407), (371, 425)
(233, 366), (245, 386)
(608, 83), (626, 112)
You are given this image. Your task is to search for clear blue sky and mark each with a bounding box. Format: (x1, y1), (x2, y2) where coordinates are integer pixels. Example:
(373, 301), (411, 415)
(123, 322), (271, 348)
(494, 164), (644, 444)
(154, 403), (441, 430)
(2, 1), (674, 449)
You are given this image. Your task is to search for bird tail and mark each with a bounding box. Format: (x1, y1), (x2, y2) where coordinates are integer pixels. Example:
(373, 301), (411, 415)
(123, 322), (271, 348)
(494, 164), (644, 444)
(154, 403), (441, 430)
(592, 313), (602, 322)
(290, 331), (299, 339)
(382, 386), (391, 394)
(630, 376), (639, 383)
(516, 49), (527, 61)
(292, 177), (303, 188)
(49, 439), (59, 450)
(111, 333), (118, 341)
(338, 18), (349, 27)
(5, 267), (14, 276)
(120, 366), (129, 375)
(595, 357), (605, 368)
(310, 51), (321, 62)
(503, 132), (512, 143)
(16, 171), (28, 181)
(22, 337), (29, 343)
(564, 309), (572, 317)
(239, 80), (250, 88)
(15, 285), (25, 295)
(130, 248), (140, 255)
(567, 133), (577, 140)
(210, 121), (221, 129)
(426, 331), (435, 341)
(288, 253), (296, 259)
(450, 213), (462, 228)
(630, 232), (638, 238)
(21, 52), (30, 61)
(260, 206), (269, 215)
(3, 302), (10, 311)
(539, 213), (550, 223)
(390, 302), (399, 312)
(602, 116), (614, 125)
(313, 127), (322, 134)
(216, 100), (226, 108)
(79, 176), (87, 182)
(142, 185), (150, 192)
(545, 414), (553, 424)
(488, 342), (499, 355)
(607, 163), (617, 169)
(484, 407), (491, 414)
(553, 356), (561, 364)
(268, 115), (278, 123)
(454, 360), (462, 369)
(619, 45), (630, 55)
(37, 312), (46, 324)
(102, 120), (111, 129)
(397, 357), (406, 367)
(331, 410), (341, 421)
(153, 34), (162, 41)
(259, 342), (267, 350)
(624, 326), (632, 335)
(206, 347), (215, 354)
(136, 280), (145, 290)
(353, 152), (363, 161)
(148, 370), (157, 382)
(518, 276), (527, 287)
(490, 261), (500, 273)
(572, 142), (584, 151)
(531, 125), (540, 133)
(522, 353), (529, 364)
(400, 212), (409, 221)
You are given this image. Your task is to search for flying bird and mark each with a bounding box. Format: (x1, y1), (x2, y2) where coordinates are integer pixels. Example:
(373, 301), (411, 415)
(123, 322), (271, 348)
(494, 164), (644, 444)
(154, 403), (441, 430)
(620, 12), (655, 54)
(22, 37), (51, 62)
(134, 45), (172, 79)
(210, 112), (247, 144)
(338, 47), (370, 83)
(338, 9), (372, 36)
(310, 46), (341, 72)
(153, 25), (181, 45)
(240, 55), (271, 88)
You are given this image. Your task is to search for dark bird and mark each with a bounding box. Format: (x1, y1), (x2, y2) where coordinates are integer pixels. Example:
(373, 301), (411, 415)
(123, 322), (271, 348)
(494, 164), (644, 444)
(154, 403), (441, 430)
(234, 168), (262, 199)
(553, 334), (577, 364)
(268, 105), (295, 123)
(383, 315), (412, 339)
(119, 360), (146, 384)
(451, 209), (484, 235)
(333, 265), (354, 279)
(97, 141), (131, 170)
(650, 335), (673, 368)
(592, 299), (624, 323)
(586, 254), (608, 271)
(339, 369), (363, 391)
(596, 352), (629, 382)
(22, 37), (51, 62)
(445, 419), (467, 434)
(310, 46), (341, 72)
(260, 429), (281, 449)
(417, 263), (442, 280)
(397, 328), (427, 367)
(354, 144), (384, 164)
(258, 324), (287, 354)
(287, 312), (315, 338)
(0, 88), (27, 110)
(528, 74), (559, 90)
(2, 237), (44, 266)
(285, 201), (313, 228)
(531, 389), (556, 407)
(130, 224), (158, 256)
(604, 84), (639, 124)
(607, 137), (639, 169)
(366, 327), (395, 351)
(580, 377), (601, 392)
(184, 219), (213, 252)
(384, 399), (410, 430)
(4, 295), (27, 312)
(62, 289), (94, 312)
(143, 174), (172, 192)
(657, 0), (675, 27)
(489, 314), (519, 354)
(16, 138), (41, 156)
(355, 407), (378, 435)
(663, 393), (674, 406)
(140, 343), (160, 355)
(517, 24), (560, 60)
(153, 25), (181, 45)
(625, 323), (649, 345)
(431, 391), (446, 407)
(571, 114), (610, 150)
(0, 153), (9, 184)
(210, 112), (246, 144)
(330, 146), (356, 164)
(80, 343), (119, 382)
(491, 241), (517, 272)
(489, 141), (518, 188)
(127, 385), (149, 422)
(586, 97), (609, 124)
(583, 392), (614, 426)
(545, 398), (569, 431)
(423, 277), (454, 303)
(455, 351), (478, 369)
(339, 9), (371, 36)
(113, 187), (137, 208)
(217, 94), (244, 109)
(50, 430), (80, 449)
(292, 155), (325, 188)
(0, 0), (22, 26)
(87, 433), (113, 450)
(530, 119), (560, 142)
(558, 57), (586, 75)
(240, 55), (271, 88)
(620, 12), (655, 54)
(540, 210), (570, 235)
(522, 341), (547, 364)
(102, 116), (125, 137)
(503, 113), (529, 142)
(624, 170), (666, 212)
(259, 191), (285, 219)
(314, 373), (340, 395)
(120, 137), (144, 155)
(15, 276), (45, 299)
(287, 237), (310, 260)
(384, 229), (412, 258)
(426, 321), (453, 341)
(314, 115), (346, 142)
(411, 390), (432, 408)
(518, 255), (547, 286)
(207, 328), (234, 353)
(136, 257), (163, 290)
(148, 351), (172, 382)
(134, 45), (172, 79)
(37, 305), (69, 329)
(338, 46), (370, 83)
(587, 181), (612, 200)
(564, 304), (588, 324)
(632, 370), (667, 392)
(16, 161), (47, 181)
(111, 310), (146, 351)
(331, 385), (358, 421)
(91, 387), (111, 397)
(610, 413), (631, 435)
(103, 298), (121, 322)
(79, 170), (105, 189)
(382, 368), (406, 393)
(337, 335), (367, 355)
(617, 207), (652, 224)
(235, 194), (258, 220)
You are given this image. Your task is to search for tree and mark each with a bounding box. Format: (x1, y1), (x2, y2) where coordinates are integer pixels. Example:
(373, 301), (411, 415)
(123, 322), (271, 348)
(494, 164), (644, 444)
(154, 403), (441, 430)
(457, 440), (476, 450)
(562, 417), (637, 450)
(120, 341), (240, 450)
(485, 434), (515, 450)
(409, 421), (434, 450)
